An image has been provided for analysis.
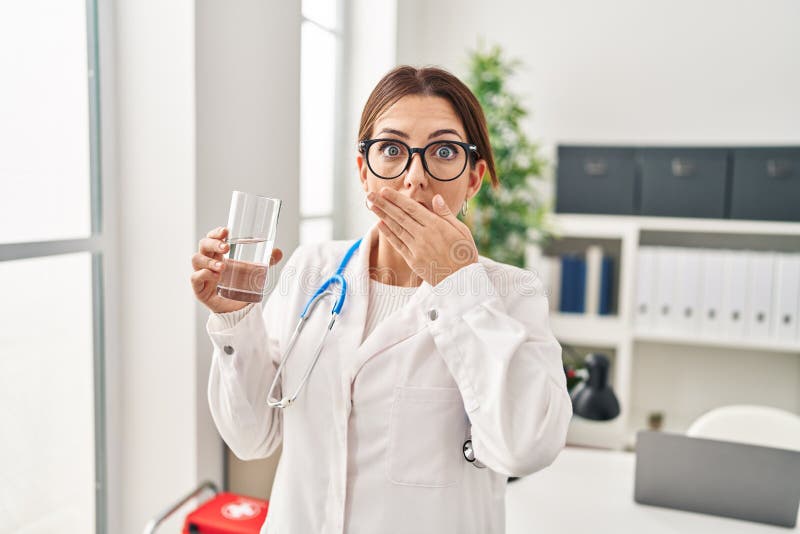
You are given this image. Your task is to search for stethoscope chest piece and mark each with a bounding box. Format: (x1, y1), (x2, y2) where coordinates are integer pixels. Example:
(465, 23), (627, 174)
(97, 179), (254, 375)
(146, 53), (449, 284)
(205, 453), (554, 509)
(463, 439), (486, 468)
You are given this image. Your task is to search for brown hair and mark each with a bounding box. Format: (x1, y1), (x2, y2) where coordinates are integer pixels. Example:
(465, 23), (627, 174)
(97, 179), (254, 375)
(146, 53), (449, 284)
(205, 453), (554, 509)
(358, 65), (498, 188)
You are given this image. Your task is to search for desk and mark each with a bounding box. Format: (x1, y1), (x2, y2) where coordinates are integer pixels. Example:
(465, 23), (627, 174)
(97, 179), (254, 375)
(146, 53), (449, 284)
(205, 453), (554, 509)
(506, 446), (798, 533)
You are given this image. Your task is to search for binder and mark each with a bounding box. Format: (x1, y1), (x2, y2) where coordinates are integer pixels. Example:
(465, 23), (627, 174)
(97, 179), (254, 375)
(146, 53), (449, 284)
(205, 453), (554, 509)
(699, 249), (725, 337)
(585, 245), (603, 315)
(636, 247), (657, 330)
(524, 244), (543, 275)
(599, 256), (614, 316)
(560, 254), (587, 313)
(559, 255), (577, 313)
(746, 252), (776, 339)
(721, 251), (749, 338)
(547, 256), (562, 312)
(653, 247), (679, 332)
(674, 248), (702, 335)
(575, 256), (587, 313)
(773, 254), (800, 342)
(531, 252), (562, 313)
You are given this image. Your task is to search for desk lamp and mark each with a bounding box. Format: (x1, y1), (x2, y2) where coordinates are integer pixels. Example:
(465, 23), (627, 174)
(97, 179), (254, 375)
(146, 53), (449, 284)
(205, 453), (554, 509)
(565, 352), (620, 421)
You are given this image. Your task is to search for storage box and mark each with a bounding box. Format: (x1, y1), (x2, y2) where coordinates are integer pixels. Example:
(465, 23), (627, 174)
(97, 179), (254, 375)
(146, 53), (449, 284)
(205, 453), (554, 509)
(730, 147), (800, 222)
(639, 148), (728, 219)
(556, 146), (637, 215)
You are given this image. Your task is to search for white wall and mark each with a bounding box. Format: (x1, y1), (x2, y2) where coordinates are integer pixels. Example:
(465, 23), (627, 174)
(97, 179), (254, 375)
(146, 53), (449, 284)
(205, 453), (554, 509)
(114, 1), (300, 532)
(397, 0), (800, 147)
(115, 1), (196, 532)
(195, 0), (301, 501)
(341, 0), (398, 238)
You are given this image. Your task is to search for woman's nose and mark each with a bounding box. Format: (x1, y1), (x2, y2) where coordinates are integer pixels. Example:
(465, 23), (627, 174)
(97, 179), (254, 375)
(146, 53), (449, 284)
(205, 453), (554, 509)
(404, 152), (429, 190)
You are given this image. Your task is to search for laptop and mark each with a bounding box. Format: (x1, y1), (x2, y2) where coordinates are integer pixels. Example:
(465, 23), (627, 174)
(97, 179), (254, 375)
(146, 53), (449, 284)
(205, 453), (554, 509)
(634, 430), (800, 527)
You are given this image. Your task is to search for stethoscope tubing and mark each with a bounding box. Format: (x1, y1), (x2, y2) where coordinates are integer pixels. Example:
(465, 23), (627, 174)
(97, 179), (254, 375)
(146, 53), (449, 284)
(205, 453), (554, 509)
(266, 239), (362, 408)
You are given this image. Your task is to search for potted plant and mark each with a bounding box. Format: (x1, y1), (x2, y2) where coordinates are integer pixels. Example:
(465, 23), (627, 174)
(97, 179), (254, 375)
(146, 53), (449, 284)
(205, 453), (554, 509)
(463, 44), (554, 267)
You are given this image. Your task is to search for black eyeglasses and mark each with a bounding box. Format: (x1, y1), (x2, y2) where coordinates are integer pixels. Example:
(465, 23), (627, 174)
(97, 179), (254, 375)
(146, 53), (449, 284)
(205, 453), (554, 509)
(358, 138), (478, 182)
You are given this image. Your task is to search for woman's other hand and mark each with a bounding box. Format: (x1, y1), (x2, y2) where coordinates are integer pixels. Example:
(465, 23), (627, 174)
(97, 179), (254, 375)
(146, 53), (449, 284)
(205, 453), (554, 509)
(368, 187), (479, 287)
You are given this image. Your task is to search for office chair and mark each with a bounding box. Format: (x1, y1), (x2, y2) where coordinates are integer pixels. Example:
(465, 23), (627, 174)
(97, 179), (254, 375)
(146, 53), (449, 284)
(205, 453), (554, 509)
(687, 404), (800, 451)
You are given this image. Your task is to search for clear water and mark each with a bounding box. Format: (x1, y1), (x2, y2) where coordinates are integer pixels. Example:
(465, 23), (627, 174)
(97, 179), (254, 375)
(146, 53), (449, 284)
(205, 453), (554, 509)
(217, 237), (275, 302)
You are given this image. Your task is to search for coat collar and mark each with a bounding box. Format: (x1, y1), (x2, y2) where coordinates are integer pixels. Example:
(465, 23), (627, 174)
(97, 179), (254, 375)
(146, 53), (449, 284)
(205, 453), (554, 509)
(334, 221), (436, 374)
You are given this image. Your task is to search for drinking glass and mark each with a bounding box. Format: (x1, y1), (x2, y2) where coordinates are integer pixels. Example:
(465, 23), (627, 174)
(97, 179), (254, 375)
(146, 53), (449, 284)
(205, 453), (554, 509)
(216, 191), (282, 303)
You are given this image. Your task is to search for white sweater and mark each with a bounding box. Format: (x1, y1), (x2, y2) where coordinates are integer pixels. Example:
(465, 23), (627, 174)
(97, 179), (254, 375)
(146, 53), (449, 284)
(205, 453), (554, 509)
(362, 278), (418, 341)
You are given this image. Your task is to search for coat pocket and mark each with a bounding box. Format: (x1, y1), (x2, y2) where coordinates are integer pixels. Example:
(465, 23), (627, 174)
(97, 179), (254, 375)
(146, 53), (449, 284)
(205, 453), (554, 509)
(386, 386), (467, 487)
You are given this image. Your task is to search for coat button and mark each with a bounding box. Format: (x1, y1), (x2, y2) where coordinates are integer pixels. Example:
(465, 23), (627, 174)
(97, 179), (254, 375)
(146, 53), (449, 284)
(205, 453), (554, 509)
(223, 345), (234, 355)
(428, 309), (438, 321)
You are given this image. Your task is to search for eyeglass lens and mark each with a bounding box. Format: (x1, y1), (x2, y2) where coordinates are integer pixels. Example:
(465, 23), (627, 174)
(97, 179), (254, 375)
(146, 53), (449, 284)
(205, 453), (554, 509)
(367, 140), (467, 181)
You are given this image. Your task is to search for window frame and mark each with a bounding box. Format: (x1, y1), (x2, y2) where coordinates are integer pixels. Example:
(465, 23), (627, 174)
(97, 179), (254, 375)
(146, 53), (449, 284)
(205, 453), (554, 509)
(0, 0), (110, 531)
(299, 0), (348, 242)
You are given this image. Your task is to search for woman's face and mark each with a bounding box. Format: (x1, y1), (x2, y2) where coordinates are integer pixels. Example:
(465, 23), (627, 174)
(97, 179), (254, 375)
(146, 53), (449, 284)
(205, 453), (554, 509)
(357, 95), (486, 213)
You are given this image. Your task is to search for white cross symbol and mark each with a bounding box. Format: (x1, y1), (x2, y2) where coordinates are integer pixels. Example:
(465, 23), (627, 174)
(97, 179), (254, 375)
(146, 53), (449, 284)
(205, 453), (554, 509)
(222, 501), (260, 520)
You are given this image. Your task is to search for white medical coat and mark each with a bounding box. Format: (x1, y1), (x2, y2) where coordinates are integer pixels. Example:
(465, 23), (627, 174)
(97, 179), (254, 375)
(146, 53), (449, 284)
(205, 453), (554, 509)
(206, 222), (572, 534)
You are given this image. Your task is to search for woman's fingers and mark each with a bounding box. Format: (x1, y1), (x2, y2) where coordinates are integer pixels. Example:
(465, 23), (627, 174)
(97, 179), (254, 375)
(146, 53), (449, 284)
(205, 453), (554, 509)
(190, 268), (218, 298)
(199, 226), (228, 256)
(199, 236), (229, 257)
(192, 252), (225, 273)
(194, 246), (282, 272)
(206, 226), (228, 239)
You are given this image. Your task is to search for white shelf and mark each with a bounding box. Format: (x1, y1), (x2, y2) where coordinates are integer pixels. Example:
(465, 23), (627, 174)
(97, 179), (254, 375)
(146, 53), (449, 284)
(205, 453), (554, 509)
(550, 213), (800, 236)
(634, 330), (800, 354)
(547, 213), (633, 239)
(550, 313), (627, 347)
(541, 212), (800, 451)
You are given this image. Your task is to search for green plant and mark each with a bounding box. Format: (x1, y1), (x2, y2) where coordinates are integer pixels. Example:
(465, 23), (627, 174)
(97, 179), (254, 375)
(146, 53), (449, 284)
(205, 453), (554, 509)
(463, 44), (553, 267)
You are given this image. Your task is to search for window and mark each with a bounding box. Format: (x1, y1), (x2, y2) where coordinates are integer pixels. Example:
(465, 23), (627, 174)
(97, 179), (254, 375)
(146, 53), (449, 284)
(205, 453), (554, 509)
(0, 1), (107, 532)
(299, 0), (343, 243)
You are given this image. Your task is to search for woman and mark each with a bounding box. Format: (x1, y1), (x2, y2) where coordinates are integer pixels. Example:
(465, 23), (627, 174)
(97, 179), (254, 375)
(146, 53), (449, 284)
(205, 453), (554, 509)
(190, 66), (572, 534)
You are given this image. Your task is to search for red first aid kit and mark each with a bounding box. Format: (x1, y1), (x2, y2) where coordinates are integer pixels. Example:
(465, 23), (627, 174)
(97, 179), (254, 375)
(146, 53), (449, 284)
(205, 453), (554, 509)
(144, 482), (269, 534)
(183, 492), (269, 533)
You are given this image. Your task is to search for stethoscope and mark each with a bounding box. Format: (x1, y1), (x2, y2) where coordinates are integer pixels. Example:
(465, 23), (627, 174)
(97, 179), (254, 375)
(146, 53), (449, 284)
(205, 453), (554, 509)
(265, 237), (485, 468)
(266, 237), (362, 409)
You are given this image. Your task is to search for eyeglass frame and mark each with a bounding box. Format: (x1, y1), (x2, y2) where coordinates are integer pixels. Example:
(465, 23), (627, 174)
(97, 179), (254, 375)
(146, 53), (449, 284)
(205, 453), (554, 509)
(358, 138), (479, 182)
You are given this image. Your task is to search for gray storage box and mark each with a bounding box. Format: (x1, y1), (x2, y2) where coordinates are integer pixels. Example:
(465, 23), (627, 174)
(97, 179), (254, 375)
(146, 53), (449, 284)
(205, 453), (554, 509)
(556, 146), (637, 215)
(730, 148), (800, 222)
(639, 148), (728, 219)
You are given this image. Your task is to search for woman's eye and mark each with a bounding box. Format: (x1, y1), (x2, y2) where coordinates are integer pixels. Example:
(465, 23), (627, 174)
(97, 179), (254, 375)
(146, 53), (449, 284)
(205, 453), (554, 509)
(435, 145), (456, 159)
(381, 144), (403, 157)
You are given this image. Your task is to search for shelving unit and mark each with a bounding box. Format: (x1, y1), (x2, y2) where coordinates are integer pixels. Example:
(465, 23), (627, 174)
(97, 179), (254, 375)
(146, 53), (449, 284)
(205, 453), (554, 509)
(536, 213), (800, 451)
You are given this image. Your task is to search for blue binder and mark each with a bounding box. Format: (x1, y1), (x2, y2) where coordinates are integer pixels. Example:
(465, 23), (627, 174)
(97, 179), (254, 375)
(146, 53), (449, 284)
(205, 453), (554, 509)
(559, 254), (587, 313)
(599, 256), (614, 315)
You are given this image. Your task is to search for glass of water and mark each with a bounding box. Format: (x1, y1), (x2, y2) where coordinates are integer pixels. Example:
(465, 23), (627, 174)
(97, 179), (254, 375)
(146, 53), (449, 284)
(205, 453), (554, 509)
(217, 191), (282, 303)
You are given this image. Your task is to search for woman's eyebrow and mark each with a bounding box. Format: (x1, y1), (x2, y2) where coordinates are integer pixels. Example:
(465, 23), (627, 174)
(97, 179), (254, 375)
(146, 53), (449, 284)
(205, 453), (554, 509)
(376, 128), (465, 141)
(428, 129), (463, 140)
(377, 128), (409, 139)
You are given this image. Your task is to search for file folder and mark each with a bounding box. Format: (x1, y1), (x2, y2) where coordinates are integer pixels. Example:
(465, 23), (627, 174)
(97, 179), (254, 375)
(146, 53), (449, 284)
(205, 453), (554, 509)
(560, 255), (586, 313)
(546, 256), (562, 313)
(746, 252), (776, 339)
(653, 248), (679, 332)
(674, 248), (702, 335)
(722, 251), (749, 338)
(700, 249), (725, 337)
(773, 254), (800, 342)
(636, 247), (657, 330)
(585, 245), (603, 315)
(599, 256), (614, 316)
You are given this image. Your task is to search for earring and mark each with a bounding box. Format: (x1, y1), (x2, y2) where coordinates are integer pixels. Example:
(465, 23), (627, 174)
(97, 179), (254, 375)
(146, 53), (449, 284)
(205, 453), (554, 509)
(459, 200), (468, 217)
(365, 195), (374, 210)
